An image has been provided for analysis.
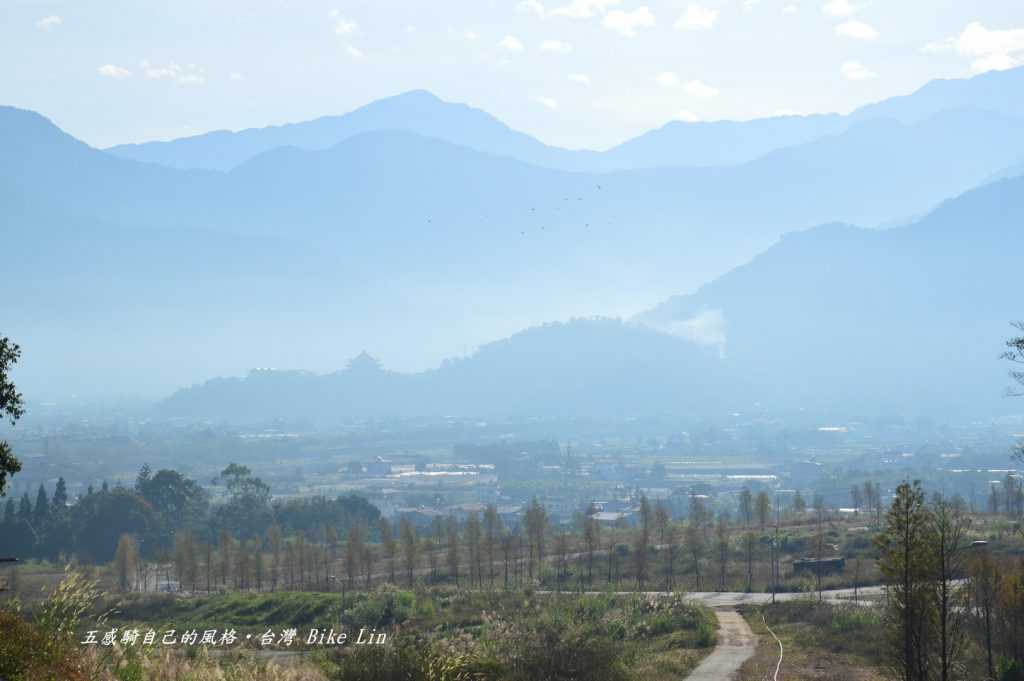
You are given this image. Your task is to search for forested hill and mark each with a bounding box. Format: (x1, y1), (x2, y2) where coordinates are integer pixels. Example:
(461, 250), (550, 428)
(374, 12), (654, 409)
(640, 174), (1024, 418)
(158, 319), (731, 423)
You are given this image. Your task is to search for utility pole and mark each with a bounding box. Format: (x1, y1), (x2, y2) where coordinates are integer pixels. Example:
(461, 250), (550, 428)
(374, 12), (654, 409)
(771, 495), (781, 604)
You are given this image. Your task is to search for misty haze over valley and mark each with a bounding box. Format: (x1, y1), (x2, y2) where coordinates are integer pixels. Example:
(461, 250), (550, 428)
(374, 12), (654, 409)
(3, 67), (1024, 422)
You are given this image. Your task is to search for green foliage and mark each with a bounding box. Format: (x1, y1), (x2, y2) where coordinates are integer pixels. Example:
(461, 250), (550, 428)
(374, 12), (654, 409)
(71, 488), (156, 563)
(109, 590), (341, 630)
(0, 335), (25, 497)
(345, 588), (415, 628)
(0, 607), (91, 681)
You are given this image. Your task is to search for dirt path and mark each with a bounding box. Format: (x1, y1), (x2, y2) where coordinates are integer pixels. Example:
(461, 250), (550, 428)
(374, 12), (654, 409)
(683, 608), (757, 681)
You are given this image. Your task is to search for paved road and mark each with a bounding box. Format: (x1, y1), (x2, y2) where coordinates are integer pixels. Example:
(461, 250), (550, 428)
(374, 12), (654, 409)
(684, 584), (885, 607)
(544, 585), (885, 604)
(684, 608), (758, 681)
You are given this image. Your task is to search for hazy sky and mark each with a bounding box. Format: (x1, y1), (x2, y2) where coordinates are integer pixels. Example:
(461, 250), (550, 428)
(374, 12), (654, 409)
(4, 0), (1024, 149)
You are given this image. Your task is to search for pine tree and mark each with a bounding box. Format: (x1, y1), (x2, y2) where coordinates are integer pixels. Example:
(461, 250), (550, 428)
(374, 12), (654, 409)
(33, 484), (50, 526)
(876, 481), (933, 681)
(52, 477), (68, 509)
(17, 492), (30, 519)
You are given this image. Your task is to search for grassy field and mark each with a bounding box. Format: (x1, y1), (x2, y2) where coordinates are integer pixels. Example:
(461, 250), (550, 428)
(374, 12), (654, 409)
(3, 576), (720, 681)
(736, 601), (887, 681)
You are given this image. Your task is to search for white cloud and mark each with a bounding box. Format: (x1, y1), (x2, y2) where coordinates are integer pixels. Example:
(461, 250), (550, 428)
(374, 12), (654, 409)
(773, 108), (806, 116)
(657, 72), (719, 98)
(535, 96), (560, 109)
(334, 18), (356, 35)
(822, 0), (855, 17)
(346, 44), (365, 59)
(140, 60), (176, 80)
(498, 35), (525, 51)
(36, 15), (62, 30)
(603, 6), (655, 37)
(970, 53), (1020, 72)
(551, 0), (621, 18)
(674, 110), (701, 122)
(230, 72), (243, 80)
(140, 60), (207, 85)
(956, 21), (1024, 56)
(540, 39), (572, 53)
(465, 30), (479, 41)
(783, 4), (798, 15)
(920, 22), (1024, 73)
(655, 71), (680, 88)
(684, 79), (719, 98)
(97, 64), (131, 79)
(835, 20), (878, 40)
(674, 4), (717, 31)
(841, 60), (876, 80)
(569, 72), (592, 85)
(956, 22), (1024, 72)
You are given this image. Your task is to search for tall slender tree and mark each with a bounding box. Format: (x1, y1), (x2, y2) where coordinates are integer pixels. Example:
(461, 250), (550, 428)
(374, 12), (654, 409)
(928, 496), (970, 681)
(876, 481), (933, 681)
(483, 504), (500, 588)
(400, 516), (418, 586)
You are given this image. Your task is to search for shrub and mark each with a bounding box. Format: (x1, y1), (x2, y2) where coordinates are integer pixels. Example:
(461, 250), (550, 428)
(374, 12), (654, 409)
(0, 608), (92, 681)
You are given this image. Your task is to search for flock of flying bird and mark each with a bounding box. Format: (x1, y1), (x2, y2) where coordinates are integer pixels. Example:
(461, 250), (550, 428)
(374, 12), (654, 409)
(426, 184), (608, 238)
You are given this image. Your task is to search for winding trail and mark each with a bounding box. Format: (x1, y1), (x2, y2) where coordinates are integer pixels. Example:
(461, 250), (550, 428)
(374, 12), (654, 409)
(675, 586), (883, 680)
(683, 608), (757, 681)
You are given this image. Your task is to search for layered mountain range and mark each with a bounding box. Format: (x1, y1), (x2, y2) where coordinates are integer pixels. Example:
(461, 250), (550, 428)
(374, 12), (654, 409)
(3, 66), (1023, 418)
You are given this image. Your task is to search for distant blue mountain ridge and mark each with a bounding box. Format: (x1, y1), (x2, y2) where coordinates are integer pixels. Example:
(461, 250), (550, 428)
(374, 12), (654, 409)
(103, 66), (1024, 173)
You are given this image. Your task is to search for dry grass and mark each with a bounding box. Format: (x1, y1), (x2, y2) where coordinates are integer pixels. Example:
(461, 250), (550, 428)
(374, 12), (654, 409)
(93, 648), (327, 681)
(736, 603), (887, 681)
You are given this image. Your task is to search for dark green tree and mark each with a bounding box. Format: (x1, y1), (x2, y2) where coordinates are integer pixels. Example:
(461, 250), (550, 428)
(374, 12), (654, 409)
(213, 463), (272, 539)
(71, 487), (155, 562)
(0, 336), (25, 496)
(17, 492), (31, 521)
(33, 484), (50, 526)
(135, 466), (207, 546)
(52, 477), (68, 509)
